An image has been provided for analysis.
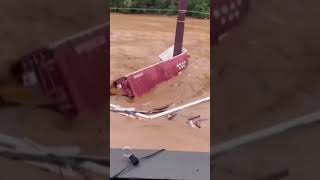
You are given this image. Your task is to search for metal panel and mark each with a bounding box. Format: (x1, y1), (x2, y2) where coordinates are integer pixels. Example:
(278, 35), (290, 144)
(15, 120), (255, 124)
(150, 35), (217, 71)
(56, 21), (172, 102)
(13, 24), (108, 115)
(115, 51), (189, 98)
(52, 24), (108, 113)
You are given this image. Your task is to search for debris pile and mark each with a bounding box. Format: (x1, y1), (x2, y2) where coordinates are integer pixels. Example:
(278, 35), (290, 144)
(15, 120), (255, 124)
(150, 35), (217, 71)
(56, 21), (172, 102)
(187, 115), (208, 128)
(110, 104), (171, 119)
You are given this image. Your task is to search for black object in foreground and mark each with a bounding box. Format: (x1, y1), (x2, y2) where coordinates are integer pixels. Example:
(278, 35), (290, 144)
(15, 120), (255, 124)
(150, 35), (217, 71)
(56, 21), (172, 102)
(112, 149), (166, 179)
(110, 148), (210, 180)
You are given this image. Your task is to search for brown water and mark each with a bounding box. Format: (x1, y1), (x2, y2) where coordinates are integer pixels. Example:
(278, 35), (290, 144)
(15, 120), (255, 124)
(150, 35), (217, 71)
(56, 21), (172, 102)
(110, 14), (210, 152)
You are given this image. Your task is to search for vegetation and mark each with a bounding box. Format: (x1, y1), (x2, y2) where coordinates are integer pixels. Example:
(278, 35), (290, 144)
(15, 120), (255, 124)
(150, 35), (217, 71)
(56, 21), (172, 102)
(110, 0), (210, 19)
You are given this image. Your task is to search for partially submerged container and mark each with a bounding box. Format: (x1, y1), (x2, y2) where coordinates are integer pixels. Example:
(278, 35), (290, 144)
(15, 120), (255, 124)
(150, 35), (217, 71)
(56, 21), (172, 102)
(12, 23), (108, 115)
(113, 0), (189, 98)
(114, 46), (189, 98)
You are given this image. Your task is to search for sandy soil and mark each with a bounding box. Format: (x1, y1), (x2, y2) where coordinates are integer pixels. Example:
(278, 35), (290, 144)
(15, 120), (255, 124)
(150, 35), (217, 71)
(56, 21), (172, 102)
(110, 14), (210, 152)
(0, 0), (107, 179)
(213, 0), (320, 179)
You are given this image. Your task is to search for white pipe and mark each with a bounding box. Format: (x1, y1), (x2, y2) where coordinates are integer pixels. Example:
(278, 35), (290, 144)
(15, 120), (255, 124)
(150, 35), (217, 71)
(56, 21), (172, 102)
(142, 96), (210, 120)
(111, 97), (210, 120)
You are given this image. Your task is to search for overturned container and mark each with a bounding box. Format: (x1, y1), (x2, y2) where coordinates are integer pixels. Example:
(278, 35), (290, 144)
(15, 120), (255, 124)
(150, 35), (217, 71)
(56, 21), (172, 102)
(12, 23), (109, 115)
(114, 46), (189, 98)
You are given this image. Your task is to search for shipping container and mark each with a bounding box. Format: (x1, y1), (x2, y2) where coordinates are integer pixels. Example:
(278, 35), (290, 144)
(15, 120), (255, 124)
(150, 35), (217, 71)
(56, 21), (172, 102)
(13, 23), (108, 115)
(114, 47), (189, 98)
(113, 0), (189, 98)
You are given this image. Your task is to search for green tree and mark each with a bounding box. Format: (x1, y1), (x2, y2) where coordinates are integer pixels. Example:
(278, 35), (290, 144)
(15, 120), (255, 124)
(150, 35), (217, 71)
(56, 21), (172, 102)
(110, 0), (209, 19)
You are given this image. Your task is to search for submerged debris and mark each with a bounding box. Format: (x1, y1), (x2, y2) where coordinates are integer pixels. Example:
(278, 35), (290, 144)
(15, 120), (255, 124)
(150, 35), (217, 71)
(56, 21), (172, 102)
(186, 115), (208, 128)
(110, 96), (210, 120)
(110, 86), (126, 97)
(146, 104), (172, 114)
(167, 112), (178, 120)
(188, 115), (201, 121)
(188, 119), (197, 128)
(110, 104), (172, 120)
(110, 104), (144, 119)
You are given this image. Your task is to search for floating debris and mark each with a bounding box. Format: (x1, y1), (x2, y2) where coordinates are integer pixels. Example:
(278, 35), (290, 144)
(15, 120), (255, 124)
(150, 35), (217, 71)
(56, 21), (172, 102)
(145, 104), (172, 114)
(188, 115), (201, 121)
(186, 115), (208, 128)
(110, 96), (210, 120)
(167, 112), (178, 120)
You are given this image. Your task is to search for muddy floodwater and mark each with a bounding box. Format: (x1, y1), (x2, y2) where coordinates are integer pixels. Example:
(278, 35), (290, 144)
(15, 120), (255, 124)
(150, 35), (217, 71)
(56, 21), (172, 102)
(110, 13), (210, 152)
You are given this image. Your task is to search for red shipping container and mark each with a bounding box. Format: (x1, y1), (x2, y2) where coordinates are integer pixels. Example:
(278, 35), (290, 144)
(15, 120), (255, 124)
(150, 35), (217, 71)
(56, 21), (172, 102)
(13, 24), (108, 115)
(114, 47), (189, 98)
(114, 0), (190, 98)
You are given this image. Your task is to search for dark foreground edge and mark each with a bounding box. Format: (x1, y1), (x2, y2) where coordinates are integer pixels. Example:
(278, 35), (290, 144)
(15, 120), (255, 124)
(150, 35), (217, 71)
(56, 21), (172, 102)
(110, 148), (210, 180)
